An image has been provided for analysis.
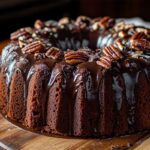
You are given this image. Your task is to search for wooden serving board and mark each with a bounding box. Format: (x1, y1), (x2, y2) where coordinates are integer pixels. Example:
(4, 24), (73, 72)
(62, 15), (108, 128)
(0, 41), (150, 150)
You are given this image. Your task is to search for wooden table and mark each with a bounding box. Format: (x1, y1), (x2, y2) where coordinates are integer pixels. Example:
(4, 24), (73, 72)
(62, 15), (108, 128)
(0, 41), (150, 150)
(0, 115), (150, 150)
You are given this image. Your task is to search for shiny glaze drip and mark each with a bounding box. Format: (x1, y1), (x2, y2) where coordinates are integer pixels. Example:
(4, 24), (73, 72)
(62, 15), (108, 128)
(112, 75), (124, 111)
(73, 62), (100, 135)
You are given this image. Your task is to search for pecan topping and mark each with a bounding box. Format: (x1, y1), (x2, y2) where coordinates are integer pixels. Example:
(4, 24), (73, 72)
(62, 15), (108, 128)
(131, 39), (150, 51)
(22, 41), (45, 54)
(45, 47), (63, 60)
(10, 27), (32, 40)
(130, 32), (150, 51)
(99, 16), (115, 29)
(118, 30), (127, 38)
(114, 21), (134, 32)
(58, 17), (70, 25)
(92, 22), (100, 31)
(114, 39), (124, 51)
(96, 56), (112, 69)
(136, 28), (150, 37)
(103, 45), (123, 60)
(34, 20), (44, 29)
(34, 53), (46, 60)
(130, 32), (147, 41)
(64, 51), (89, 65)
(75, 16), (91, 29)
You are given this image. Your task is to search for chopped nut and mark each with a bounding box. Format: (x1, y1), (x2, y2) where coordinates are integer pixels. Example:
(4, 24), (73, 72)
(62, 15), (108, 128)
(22, 41), (45, 54)
(34, 53), (46, 60)
(34, 20), (44, 29)
(114, 21), (134, 32)
(75, 16), (91, 29)
(18, 40), (26, 48)
(129, 50), (143, 59)
(64, 50), (89, 65)
(99, 16), (115, 29)
(58, 17), (70, 25)
(118, 30), (127, 38)
(114, 39), (124, 51)
(92, 22), (100, 30)
(45, 47), (63, 60)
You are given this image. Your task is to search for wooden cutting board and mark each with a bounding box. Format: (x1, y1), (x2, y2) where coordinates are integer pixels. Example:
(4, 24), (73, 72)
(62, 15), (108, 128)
(0, 41), (150, 150)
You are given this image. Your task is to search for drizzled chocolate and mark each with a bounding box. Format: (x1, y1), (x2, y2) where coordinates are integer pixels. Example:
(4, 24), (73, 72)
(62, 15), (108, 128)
(0, 16), (150, 137)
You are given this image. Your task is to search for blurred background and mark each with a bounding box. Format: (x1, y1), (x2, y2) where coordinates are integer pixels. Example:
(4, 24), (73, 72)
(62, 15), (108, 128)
(0, 0), (149, 39)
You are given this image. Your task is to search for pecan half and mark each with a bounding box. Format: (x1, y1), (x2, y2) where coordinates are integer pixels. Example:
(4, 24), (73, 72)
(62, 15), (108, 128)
(64, 51), (89, 65)
(10, 27), (32, 40)
(99, 16), (115, 29)
(130, 32), (150, 51)
(96, 56), (112, 69)
(103, 45), (123, 60)
(131, 39), (150, 51)
(34, 20), (44, 29)
(45, 47), (63, 60)
(22, 41), (45, 54)
(130, 32), (147, 41)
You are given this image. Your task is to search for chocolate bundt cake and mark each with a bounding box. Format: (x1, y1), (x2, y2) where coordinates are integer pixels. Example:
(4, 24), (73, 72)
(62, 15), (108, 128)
(0, 16), (150, 137)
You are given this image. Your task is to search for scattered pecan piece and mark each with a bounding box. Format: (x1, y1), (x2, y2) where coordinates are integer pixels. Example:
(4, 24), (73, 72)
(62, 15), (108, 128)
(64, 51), (89, 65)
(75, 16), (91, 29)
(10, 27), (32, 40)
(96, 56), (112, 69)
(22, 41), (45, 54)
(130, 32), (147, 41)
(114, 21), (134, 32)
(34, 20), (44, 29)
(99, 16), (115, 29)
(58, 17), (70, 25)
(103, 45), (123, 60)
(44, 20), (58, 28)
(34, 53), (46, 60)
(131, 39), (150, 51)
(92, 22), (100, 31)
(118, 30), (127, 38)
(114, 39), (124, 51)
(45, 47), (63, 60)
(130, 32), (150, 51)
(136, 28), (150, 37)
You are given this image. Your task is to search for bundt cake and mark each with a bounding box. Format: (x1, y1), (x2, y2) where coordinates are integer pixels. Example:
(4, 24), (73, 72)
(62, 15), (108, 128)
(0, 16), (150, 137)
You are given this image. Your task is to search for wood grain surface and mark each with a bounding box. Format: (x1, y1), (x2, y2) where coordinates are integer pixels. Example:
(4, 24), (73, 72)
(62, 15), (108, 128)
(0, 41), (150, 150)
(0, 115), (150, 150)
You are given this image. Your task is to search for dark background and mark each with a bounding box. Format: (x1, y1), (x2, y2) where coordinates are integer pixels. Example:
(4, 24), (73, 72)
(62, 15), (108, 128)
(0, 0), (149, 39)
